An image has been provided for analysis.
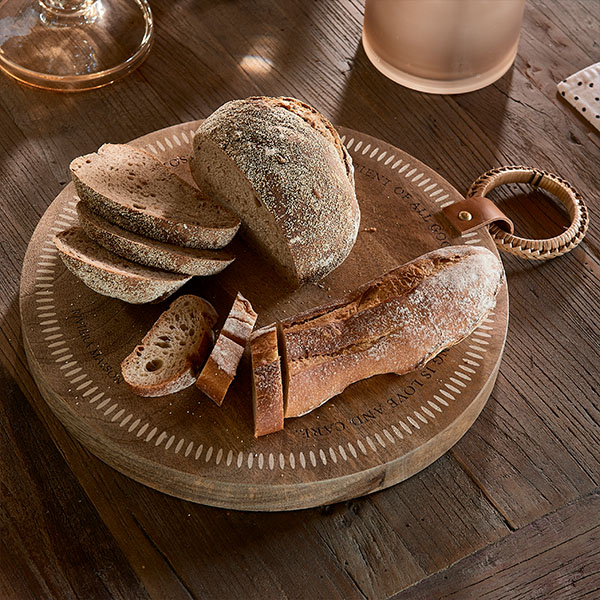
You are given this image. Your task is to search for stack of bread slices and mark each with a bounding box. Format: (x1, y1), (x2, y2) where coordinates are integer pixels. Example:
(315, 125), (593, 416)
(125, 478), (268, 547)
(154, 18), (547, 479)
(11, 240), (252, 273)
(54, 143), (241, 304)
(55, 96), (363, 303)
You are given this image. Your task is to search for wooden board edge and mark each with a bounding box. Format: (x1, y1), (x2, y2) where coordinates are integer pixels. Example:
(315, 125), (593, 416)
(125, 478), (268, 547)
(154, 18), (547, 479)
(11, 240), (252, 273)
(23, 319), (505, 511)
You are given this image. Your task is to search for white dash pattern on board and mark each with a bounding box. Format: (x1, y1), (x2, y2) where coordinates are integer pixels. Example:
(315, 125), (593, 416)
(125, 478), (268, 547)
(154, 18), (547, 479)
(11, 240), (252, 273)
(319, 449), (327, 465)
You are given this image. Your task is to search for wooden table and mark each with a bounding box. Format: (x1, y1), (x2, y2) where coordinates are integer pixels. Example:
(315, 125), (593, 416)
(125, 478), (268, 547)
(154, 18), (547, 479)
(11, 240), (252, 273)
(1, 1), (598, 598)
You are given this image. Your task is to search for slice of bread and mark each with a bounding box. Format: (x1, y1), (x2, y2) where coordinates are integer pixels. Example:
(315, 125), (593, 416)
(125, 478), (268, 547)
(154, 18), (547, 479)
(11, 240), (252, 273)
(195, 293), (257, 405)
(71, 143), (240, 249)
(77, 202), (235, 276)
(54, 227), (191, 304)
(190, 96), (360, 284)
(250, 324), (284, 437)
(195, 336), (246, 406)
(121, 295), (218, 397)
(278, 246), (503, 417)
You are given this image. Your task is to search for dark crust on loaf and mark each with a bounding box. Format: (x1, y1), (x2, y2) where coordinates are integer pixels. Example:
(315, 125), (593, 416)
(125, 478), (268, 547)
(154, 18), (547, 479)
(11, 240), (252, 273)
(191, 96), (360, 284)
(280, 246), (504, 417)
(220, 293), (258, 346)
(54, 227), (190, 304)
(195, 335), (245, 405)
(77, 202), (235, 276)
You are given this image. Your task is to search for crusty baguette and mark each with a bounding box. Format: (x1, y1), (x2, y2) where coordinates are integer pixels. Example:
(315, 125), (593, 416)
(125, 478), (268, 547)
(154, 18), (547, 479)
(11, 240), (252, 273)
(121, 295), (218, 397)
(77, 202), (235, 276)
(194, 336), (246, 406)
(190, 96), (360, 285)
(279, 246), (504, 418)
(195, 293), (257, 405)
(71, 143), (240, 249)
(250, 324), (284, 437)
(54, 227), (190, 304)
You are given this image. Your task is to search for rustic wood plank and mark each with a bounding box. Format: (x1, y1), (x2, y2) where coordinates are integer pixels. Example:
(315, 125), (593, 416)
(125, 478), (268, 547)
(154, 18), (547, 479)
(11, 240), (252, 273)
(6, 373), (368, 599)
(0, 0), (598, 598)
(309, 455), (510, 599)
(52, 450), (508, 600)
(392, 490), (600, 600)
(0, 354), (227, 599)
(5, 338), (511, 599)
(0, 360), (150, 600)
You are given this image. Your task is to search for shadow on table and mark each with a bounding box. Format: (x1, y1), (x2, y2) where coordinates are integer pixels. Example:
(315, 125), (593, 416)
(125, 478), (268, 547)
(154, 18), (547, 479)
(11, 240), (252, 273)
(330, 40), (516, 192)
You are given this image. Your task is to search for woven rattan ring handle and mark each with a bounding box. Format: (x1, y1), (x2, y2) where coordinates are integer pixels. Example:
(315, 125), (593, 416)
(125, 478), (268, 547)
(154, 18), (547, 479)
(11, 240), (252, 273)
(466, 166), (589, 260)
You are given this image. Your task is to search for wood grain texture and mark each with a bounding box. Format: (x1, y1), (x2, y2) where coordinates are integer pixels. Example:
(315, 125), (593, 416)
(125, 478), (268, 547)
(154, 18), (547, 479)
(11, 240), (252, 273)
(0, 0), (598, 597)
(392, 490), (600, 600)
(0, 360), (149, 600)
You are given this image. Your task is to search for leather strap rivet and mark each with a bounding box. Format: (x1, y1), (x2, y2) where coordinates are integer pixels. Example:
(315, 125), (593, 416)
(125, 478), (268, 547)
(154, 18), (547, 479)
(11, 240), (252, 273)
(458, 210), (473, 221)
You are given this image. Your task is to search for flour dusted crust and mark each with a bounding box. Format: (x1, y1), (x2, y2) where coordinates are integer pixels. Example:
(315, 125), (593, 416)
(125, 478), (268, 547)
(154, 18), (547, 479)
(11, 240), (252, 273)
(279, 246), (504, 418)
(71, 143), (240, 249)
(54, 227), (191, 304)
(77, 202), (235, 277)
(190, 96), (360, 284)
(196, 293), (258, 405)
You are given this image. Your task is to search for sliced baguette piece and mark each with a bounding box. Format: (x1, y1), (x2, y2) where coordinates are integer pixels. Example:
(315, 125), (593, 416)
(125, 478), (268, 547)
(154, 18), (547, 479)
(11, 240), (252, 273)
(71, 143), (240, 249)
(54, 227), (191, 304)
(77, 202), (235, 276)
(195, 293), (257, 405)
(279, 245), (504, 418)
(219, 292), (258, 346)
(121, 295), (218, 397)
(250, 324), (284, 437)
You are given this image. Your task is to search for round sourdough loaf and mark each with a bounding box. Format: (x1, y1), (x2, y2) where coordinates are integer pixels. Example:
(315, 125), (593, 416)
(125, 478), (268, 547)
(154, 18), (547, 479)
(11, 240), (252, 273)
(190, 96), (360, 285)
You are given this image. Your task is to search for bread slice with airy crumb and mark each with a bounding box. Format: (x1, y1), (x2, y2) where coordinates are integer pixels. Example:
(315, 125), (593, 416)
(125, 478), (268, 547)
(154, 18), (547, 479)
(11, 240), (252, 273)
(195, 293), (257, 405)
(71, 143), (240, 249)
(121, 295), (218, 397)
(250, 324), (284, 437)
(54, 227), (191, 304)
(77, 202), (235, 276)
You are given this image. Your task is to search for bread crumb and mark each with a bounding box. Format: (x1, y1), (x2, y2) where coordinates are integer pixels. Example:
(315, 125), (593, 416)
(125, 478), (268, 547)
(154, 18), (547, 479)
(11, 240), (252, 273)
(363, 227), (377, 232)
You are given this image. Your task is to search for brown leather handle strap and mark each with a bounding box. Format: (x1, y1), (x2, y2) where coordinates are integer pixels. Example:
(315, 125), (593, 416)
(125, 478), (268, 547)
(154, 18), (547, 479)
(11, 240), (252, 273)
(466, 165), (589, 260)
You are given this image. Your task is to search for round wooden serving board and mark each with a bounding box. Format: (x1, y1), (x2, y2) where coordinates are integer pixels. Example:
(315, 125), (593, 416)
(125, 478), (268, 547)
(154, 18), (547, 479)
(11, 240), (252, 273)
(20, 122), (508, 511)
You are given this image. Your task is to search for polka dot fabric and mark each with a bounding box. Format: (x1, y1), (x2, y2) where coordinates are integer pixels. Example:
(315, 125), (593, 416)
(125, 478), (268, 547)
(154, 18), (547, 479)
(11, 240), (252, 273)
(557, 62), (600, 132)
